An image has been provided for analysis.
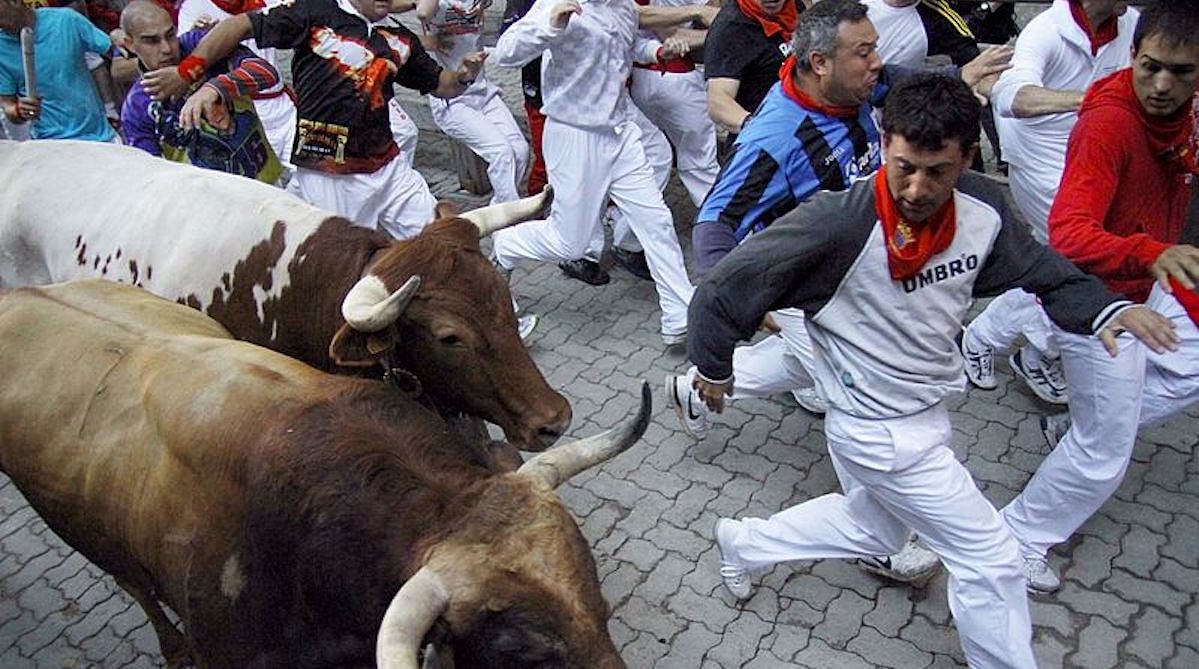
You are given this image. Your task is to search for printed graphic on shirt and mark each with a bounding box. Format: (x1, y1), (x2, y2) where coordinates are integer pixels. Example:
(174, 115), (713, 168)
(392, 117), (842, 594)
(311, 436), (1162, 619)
(310, 28), (400, 109)
(150, 96), (282, 183)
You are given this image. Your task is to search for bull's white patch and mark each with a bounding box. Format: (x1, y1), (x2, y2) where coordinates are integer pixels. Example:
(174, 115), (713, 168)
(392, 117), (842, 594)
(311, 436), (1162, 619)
(220, 554), (246, 600)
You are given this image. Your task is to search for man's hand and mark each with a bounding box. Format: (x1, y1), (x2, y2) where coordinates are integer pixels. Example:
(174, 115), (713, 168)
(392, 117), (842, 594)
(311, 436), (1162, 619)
(1099, 305), (1179, 356)
(694, 375), (733, 413)
(550, 0), (582, 29)
(459, 50), (487, 81)
(658, 36), (690, 60)
(972, 71), (1001, 105)
(193, 15), (218, 30)
(759, 312), (780, 334)
(142, 66), (190, 101)
(1151, 244), (1199, 292)
(12, 96), (40, 123)
(178, 85), (231, 132)
(960, 45), (1013, 89)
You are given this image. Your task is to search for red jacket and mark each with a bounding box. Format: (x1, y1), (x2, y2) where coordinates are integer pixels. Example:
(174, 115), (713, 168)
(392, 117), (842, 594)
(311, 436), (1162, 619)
(1048, 69), (1192, 303)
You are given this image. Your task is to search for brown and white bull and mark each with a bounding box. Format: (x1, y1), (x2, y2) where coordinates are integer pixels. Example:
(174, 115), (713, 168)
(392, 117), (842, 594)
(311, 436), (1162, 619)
(0, 139), (569, 451)
(0, 280), (647, 669)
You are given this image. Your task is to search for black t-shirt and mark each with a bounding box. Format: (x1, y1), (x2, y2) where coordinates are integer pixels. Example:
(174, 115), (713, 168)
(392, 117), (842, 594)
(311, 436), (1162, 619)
(918, 0), (980, 67)
(250, 0), (442, 173)
(703, 2), (791, 118)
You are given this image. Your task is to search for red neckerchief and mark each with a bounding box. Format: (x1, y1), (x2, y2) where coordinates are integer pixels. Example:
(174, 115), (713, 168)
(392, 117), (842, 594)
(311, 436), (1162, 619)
(1081, 69), (1199, 175)
(211, 0), (264, 14)
(873, 167), (957, 281)
(736, 0), (798, 42)
(778, 55), (860, 118)
(1169, 277), (1199, 326)
(1068, 0), (1119, 56)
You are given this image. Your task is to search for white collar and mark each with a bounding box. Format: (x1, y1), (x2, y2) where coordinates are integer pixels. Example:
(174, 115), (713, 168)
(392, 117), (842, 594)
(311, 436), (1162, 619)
(336, 0), (391, 34)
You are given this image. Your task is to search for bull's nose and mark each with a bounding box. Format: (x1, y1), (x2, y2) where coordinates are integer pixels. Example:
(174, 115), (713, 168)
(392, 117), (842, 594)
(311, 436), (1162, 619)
(536, 412), (572, 449)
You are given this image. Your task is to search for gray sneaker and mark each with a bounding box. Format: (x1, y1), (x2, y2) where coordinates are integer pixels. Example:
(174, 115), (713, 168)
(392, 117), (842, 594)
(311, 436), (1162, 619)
(1010, 347), (1069, 405)
(858, 536), (943, 587)
(1023, 555), (1061, 594)
(714, 518), (753, 600)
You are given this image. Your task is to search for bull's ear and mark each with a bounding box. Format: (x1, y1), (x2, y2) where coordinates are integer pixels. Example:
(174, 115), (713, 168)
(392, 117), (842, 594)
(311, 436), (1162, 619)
(329, 323), (396, 367)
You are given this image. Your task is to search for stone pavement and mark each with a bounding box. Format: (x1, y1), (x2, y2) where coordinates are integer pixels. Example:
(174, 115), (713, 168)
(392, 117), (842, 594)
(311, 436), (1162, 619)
(3, 5), (1199, 668)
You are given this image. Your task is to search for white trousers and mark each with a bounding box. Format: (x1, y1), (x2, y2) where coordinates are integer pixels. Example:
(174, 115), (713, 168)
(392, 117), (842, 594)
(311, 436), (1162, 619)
(1142, 284), (1199, 425)
(389, 99), (419, 168)
(292, 158), (436, 241)
(1006, 164), (1051, 244)
(254, 94), (297, 170)
(1002, 328), (1146, 558)
(493, 117), (694, 335)
(725, 404), (1035, 669)
(629, 67), (718, 206)
(430, 82), (530, 205)
(689, 308), (816, 401)
(967, 290), (1059, 357)
(588, 104), (673, 257)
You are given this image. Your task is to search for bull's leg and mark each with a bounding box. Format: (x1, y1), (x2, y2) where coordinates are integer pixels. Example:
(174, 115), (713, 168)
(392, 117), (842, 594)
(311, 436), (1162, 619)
(113, 576), (196, 668)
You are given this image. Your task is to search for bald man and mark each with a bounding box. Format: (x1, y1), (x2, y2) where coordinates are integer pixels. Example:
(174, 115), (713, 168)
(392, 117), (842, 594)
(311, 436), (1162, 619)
(119, 0), (283, 182)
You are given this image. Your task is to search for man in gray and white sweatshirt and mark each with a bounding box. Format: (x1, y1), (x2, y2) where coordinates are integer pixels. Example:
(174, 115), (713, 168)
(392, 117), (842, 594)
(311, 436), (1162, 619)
(692, 73), (1177, 669)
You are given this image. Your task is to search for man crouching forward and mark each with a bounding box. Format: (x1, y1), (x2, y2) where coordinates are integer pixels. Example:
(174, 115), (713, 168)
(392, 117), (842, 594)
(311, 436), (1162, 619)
(689, 73), (1178, 668)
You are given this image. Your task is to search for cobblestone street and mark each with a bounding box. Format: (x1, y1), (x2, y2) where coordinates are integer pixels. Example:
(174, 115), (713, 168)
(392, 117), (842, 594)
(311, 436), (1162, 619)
(2, 4), (1198, 667)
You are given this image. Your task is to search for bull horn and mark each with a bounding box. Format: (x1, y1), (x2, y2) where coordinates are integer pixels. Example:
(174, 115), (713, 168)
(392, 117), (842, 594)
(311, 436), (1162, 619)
(376, 566), (450, 669)
(342, 275), (421, 333)
(517, 381), (651, 489)
(460, 186), (554, 238)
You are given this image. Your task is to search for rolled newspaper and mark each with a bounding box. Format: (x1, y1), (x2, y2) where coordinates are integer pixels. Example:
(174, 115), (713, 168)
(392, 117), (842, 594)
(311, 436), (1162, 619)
(20, 26), (36, 101)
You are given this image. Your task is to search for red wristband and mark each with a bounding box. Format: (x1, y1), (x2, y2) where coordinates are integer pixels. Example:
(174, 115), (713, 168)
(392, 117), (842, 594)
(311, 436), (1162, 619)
(177, 54), (209, 85)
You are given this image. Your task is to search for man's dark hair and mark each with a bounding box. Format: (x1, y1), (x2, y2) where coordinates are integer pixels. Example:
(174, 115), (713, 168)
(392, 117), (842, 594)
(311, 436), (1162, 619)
(881, 73), (980, 154)
(1133, 0), (1199, 52)
(791, 0), (870, 73)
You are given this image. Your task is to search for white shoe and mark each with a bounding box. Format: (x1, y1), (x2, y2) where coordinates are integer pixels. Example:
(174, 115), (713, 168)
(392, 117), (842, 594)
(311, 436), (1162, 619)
(1022, 555), (1061, 594)
(665, 372), (710, 439)
(714, 518), (753, 600)
(1040, 412), (1070, 449)
(1010, 347), (1069, 405)
(791, 386), (827, 415)
(517, 314), (540, 343)
(858, 536), (942, 587)
(958, 328), (997, 390)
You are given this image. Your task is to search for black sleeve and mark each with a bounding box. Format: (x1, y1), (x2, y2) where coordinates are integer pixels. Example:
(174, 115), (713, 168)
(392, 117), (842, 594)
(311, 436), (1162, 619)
(394, 26), (444, 95)
(962, 172), (1122, 334)
(249, 1), (312, 50)
(918, 0), (979, 67)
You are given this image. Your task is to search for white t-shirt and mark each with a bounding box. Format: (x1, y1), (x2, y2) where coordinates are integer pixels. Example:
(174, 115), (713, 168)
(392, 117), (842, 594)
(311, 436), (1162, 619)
(863, 0), (926, 69)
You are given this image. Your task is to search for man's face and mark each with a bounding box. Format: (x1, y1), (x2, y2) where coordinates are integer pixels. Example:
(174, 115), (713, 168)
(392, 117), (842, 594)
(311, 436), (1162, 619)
(882, 133), (974, 222)
(125, 12), (180, 70)
(754, 0), (788, 17)
(349, 0), (392, 22)
(818, 19), (883, 107)
(0, 0), (33, 34)
(1131, 34), (1199, 117)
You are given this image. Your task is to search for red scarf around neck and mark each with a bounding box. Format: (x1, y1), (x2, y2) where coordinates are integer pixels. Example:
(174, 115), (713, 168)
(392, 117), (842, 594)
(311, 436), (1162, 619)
(736, 0), (798, 42)
(778, 55), (861, 118)
(873, 167), (957, 281)
(1081, 68), (1199, 175)
(1068, 0), (1119, 56)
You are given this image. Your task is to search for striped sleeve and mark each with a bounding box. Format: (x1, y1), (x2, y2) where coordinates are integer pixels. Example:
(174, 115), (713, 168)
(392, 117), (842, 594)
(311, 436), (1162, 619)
(205, 48), (281, 103)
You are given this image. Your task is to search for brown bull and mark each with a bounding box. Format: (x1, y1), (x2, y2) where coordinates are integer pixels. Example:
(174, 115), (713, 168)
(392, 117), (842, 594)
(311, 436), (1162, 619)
(0, 281), (645, 668)
(0, 140), (569, 452)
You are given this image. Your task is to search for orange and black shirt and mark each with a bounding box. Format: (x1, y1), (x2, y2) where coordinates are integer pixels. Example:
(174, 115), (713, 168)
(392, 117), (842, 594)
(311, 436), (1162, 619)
(250, 0), (442, 173)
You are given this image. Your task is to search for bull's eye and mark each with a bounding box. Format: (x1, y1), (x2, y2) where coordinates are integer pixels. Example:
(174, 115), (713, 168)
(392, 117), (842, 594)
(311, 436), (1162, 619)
(438, 333), (463, 346)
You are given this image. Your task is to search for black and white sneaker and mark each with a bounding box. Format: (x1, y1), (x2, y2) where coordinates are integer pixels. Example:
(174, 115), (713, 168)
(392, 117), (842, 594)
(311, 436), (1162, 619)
(1010, 347), (1069, 405)
(858, 536), (942, 587)
(958, 328), (998, 390)
(665, 372), (710, 439)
